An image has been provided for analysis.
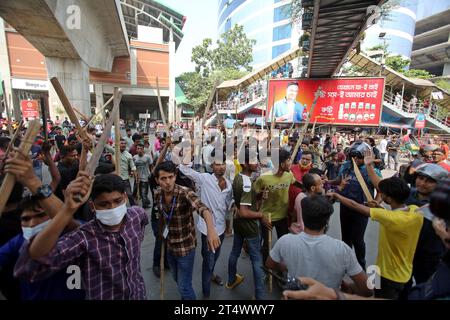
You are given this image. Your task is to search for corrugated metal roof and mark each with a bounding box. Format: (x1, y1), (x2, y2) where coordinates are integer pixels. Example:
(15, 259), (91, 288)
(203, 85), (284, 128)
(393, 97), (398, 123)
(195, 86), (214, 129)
(306, 0), (385, 78)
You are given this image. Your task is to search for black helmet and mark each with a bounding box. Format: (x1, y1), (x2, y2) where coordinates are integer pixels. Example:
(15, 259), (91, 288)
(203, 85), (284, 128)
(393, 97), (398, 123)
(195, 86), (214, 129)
(349, 140), (370, 158)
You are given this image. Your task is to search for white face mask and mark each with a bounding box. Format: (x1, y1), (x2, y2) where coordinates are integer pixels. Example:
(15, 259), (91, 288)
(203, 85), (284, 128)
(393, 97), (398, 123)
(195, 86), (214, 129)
(95, 202), (127, 226)
(22, 219), (51, 240)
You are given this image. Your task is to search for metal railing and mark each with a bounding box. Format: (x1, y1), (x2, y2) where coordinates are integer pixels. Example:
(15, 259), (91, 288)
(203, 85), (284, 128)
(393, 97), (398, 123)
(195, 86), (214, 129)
(384, 91), (450, 128)
(213, 81), (268, 113)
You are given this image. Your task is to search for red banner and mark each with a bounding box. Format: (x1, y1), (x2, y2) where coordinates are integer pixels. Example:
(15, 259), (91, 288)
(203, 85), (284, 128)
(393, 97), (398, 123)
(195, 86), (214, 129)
(20, 100), (40, 119)
(267, 78), (384, 126)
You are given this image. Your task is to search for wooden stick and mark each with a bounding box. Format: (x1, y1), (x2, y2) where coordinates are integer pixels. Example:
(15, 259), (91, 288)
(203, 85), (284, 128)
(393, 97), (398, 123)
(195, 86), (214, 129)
(1, 120), (23, 170)
(84, 89), (122, 176)
(290, 87), (323, 163)
(203, 80), (219, 123)
(311, 118), (318, 136)
(268, 212), (272, 293)
(352, 158), (374, 202)
(113, 88), (121, 177)
(0, 120), (40, 215)
(155, 77), (169, 133)
(73, 106), (90, 122)
(160, 240), (165, 300)
(49, 77), (89, 142)
(84, 95), (114, 128)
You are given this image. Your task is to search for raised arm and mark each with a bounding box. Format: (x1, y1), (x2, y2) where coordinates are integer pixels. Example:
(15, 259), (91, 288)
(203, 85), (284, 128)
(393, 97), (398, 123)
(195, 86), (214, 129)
(151, 137), (171, 175)
(363, 149), (381, 190)
(42, 141), (60, 191)
(4, 148), (80, 231)
(186, 189), (221, 252)
(28, 172), (92, 259)
(327, 191), (371, 217)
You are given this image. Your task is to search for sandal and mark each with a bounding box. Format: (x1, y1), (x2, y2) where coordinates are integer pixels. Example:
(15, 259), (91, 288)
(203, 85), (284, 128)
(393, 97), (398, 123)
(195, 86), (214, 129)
(212, 274), (224, 286)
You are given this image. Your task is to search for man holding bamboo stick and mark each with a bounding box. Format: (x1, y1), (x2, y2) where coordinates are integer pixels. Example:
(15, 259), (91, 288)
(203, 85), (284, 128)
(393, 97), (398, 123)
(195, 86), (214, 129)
(13, 172), (149, 300)
(254, 149), (298, 264)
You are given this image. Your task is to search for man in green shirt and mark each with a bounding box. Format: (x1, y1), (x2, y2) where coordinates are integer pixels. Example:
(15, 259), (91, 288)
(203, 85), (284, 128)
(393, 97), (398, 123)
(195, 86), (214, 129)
(254, 149), (297, 263)
(226, 148), (266, 300)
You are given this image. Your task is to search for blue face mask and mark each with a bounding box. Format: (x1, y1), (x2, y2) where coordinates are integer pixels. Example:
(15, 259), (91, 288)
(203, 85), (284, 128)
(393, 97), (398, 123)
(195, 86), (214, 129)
(22, 219), (51, 240)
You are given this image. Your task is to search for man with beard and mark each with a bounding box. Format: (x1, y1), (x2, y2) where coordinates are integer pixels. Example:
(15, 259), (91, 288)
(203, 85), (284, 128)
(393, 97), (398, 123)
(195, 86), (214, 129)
(105, 139), (137, 205)
(432, 148), (450, 172)
(288, 151), (313, 232)
(291, 173), (324, 233)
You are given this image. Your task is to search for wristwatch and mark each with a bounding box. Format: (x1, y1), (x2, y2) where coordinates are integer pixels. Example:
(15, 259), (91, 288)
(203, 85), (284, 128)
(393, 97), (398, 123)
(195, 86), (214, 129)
(33, 184), (53, 200)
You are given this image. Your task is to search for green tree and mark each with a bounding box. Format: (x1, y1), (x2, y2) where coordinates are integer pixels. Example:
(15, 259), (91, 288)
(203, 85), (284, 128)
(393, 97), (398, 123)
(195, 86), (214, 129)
(191, 24), (256, 77)
(385, 55), (410, 72)
(177, 72), (211, 111)
(436, 79), (450, 92)
(180, 25), (255, 113)
(177, 68), (248, 113)
(403, 69), (434, 79)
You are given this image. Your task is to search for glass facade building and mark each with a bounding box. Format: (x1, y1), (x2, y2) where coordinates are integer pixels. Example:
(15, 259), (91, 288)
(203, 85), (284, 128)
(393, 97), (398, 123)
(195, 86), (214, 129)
(362, 0), (450, 59)
(217, 0), (298, 68)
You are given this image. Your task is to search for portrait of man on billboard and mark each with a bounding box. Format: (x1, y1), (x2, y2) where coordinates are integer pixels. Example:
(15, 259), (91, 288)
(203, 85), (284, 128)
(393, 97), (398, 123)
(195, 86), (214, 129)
(269, 81), (305, 123)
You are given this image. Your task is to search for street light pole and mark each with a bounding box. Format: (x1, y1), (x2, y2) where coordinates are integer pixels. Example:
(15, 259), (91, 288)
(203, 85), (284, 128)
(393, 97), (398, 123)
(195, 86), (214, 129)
(379, 32), (386, 76)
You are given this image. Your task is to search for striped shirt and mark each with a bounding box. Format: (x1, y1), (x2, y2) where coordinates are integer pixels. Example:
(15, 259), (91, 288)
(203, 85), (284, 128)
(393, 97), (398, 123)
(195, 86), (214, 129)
(14, 206), (148, 300)
(155, 184), (210, 257)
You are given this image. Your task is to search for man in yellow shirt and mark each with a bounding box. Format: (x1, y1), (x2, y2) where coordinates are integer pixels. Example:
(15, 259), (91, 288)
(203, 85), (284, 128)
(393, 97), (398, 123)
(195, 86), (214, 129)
(328, 176), (424, 299)
(255, 149), (298, 263)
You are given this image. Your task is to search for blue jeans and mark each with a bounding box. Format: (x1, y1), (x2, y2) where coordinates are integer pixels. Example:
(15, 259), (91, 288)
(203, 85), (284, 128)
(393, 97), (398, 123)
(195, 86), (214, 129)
(167, 248), (196, 300)
(227, 233), (266, 300)
(201, 233), (225, 297)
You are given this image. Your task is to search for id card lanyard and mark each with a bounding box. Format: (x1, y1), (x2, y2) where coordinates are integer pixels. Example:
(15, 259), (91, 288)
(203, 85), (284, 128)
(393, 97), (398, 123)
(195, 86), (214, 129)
(160, 195), (176, 239)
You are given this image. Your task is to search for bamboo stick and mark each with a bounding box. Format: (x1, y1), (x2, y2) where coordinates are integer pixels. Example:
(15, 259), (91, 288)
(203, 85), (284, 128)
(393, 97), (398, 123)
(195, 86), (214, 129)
(290, 87), (323, 163)
(268, 212), (272, 293)
(0, 120), (40, 215)
(49, 77), (89, 142)
(0, 120), (23, 171)
(84, 89), (122, 176)
(155, 77), (169, 133)
(84, 95), (114, 128)
(113, 88), (121, 177)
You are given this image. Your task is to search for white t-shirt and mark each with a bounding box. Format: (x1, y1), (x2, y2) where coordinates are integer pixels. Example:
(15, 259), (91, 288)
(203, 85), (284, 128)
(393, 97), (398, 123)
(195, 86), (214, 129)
(270, 233), (363, 289)
(379, 139), (387, 153)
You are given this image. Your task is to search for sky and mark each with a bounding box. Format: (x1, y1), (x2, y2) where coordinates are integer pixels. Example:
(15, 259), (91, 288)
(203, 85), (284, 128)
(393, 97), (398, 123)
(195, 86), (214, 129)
(169, 0), (218, 76)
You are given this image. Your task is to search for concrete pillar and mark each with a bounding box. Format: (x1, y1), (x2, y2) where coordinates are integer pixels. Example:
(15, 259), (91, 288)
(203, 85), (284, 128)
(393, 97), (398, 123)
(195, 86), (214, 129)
(0, 19), (16, 119)
(46, 57), (90, 120)
(94, 83), (104, 114)
(443, 63), (450, 76)
(130, 48), (137, 86)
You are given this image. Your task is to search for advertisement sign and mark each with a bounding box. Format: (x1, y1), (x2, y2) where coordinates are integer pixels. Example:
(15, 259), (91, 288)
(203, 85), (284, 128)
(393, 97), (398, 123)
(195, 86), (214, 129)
(415, 113), (426, 129)
(20, 100), (40, 118)
(267, 78), (384, 126)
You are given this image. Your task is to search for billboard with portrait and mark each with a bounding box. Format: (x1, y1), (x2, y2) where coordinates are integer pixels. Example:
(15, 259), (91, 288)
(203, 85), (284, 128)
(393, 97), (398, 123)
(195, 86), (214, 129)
(267, 77), (385, 126)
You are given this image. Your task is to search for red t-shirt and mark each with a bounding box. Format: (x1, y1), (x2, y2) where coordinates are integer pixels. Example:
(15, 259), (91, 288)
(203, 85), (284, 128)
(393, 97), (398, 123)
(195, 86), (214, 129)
(438, 161), (450, 172)
(442, 144), (449, 159)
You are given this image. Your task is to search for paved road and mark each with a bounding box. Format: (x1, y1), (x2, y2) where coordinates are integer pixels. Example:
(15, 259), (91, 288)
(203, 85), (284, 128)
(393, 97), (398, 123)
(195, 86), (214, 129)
(141, 168), (397, 300)
(0, 131), (398, 300)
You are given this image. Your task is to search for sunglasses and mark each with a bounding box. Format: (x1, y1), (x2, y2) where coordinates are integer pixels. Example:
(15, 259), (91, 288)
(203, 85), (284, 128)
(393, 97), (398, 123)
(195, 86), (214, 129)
(21, 211), (46, 222)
